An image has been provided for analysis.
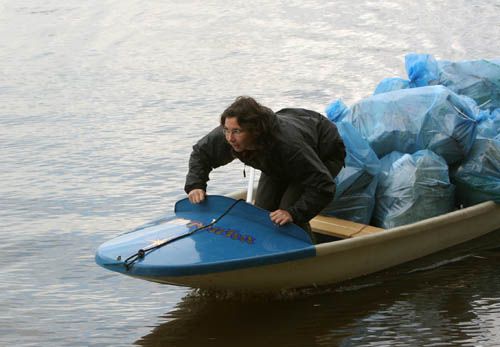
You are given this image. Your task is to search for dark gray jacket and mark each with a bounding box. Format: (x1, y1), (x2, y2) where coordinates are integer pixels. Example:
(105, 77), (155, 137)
(185, 108), (346, 223)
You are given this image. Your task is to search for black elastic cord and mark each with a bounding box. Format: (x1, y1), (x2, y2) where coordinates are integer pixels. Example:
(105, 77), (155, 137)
(124, 198), (244, 270)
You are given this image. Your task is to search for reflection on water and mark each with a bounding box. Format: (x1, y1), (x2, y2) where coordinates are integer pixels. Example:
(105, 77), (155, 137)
(137, 231), (500, 347)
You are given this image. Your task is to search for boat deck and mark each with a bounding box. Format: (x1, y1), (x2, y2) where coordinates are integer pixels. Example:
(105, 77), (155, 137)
(228, 191), (386, 240)
(311, 215), (385, 239)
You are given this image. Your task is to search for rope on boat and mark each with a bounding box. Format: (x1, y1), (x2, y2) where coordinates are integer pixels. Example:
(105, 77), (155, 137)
(124, 198), (245, 270)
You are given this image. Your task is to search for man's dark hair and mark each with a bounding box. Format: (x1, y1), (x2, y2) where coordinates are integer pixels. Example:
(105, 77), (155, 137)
(220, 96), (277, 148)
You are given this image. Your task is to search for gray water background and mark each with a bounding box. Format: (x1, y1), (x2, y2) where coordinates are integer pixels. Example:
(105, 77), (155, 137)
(1, 1), (500, 346)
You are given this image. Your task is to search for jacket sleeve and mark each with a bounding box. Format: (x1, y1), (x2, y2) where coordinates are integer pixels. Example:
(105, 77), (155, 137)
(184, 127), (235, 194)
(284, 146), (337, 224)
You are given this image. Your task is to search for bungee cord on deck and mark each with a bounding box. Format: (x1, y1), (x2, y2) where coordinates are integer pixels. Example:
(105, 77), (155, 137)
(124, 198), (245, 270)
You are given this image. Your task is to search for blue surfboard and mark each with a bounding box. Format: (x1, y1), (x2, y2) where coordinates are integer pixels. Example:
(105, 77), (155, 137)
(95, 196), (316, 280)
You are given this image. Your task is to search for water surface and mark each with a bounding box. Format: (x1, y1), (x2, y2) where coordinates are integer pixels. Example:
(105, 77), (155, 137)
(1, 1), (499, 346)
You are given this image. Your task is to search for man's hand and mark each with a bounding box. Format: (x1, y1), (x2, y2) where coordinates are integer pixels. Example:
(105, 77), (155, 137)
(188, 189), (206, 204)
(270, 209), (293, 226)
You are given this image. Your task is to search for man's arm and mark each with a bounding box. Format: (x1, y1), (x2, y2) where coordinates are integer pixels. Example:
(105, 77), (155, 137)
(184, 126), (234, 200)
(284, 146), (337, 224)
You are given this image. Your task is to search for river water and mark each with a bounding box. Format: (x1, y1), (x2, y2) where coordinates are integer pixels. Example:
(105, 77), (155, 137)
(1, 1), (499, 346)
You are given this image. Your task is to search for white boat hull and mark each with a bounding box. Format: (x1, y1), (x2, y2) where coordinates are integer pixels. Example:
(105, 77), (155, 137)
(144, 201), (500, 291)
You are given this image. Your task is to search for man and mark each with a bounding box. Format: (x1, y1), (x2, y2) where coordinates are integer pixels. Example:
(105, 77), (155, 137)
(185, 96), (345, 235)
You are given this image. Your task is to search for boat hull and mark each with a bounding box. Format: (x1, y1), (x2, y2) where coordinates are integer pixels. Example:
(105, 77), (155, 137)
(136, 201), (500, 291)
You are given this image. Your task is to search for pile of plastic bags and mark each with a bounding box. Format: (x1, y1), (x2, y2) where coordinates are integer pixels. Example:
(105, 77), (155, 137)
(325, 53), (500, 228)
(374, 53), (500, 111)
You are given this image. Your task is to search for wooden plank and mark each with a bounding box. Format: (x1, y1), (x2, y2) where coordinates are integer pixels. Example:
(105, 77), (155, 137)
(311, 215), (385, 239)
(355, 225), (385, 237)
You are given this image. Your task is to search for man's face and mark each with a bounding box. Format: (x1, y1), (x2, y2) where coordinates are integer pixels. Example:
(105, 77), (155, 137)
(223, 117), (254, 152)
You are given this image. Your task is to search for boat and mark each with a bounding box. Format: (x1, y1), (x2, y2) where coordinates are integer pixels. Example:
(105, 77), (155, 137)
(95, 191), (500, 292)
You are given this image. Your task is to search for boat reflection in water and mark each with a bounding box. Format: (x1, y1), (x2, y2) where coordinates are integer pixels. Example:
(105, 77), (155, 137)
(136, 228), (500, 347)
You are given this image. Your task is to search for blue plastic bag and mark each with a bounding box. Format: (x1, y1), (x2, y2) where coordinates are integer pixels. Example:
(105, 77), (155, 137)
(346, 85), (477, 164)
(373, 150), (455, 229)
(404, 54), (500, 110)
(325, 99), (351, 123)
(405, 53), (439, 87)
(373, 77), (410, 95)
(372, 53), (437, 94)
(438, 59), (500, 110)
(452, 138), (500, 206)
(321, 122), (381, 224)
